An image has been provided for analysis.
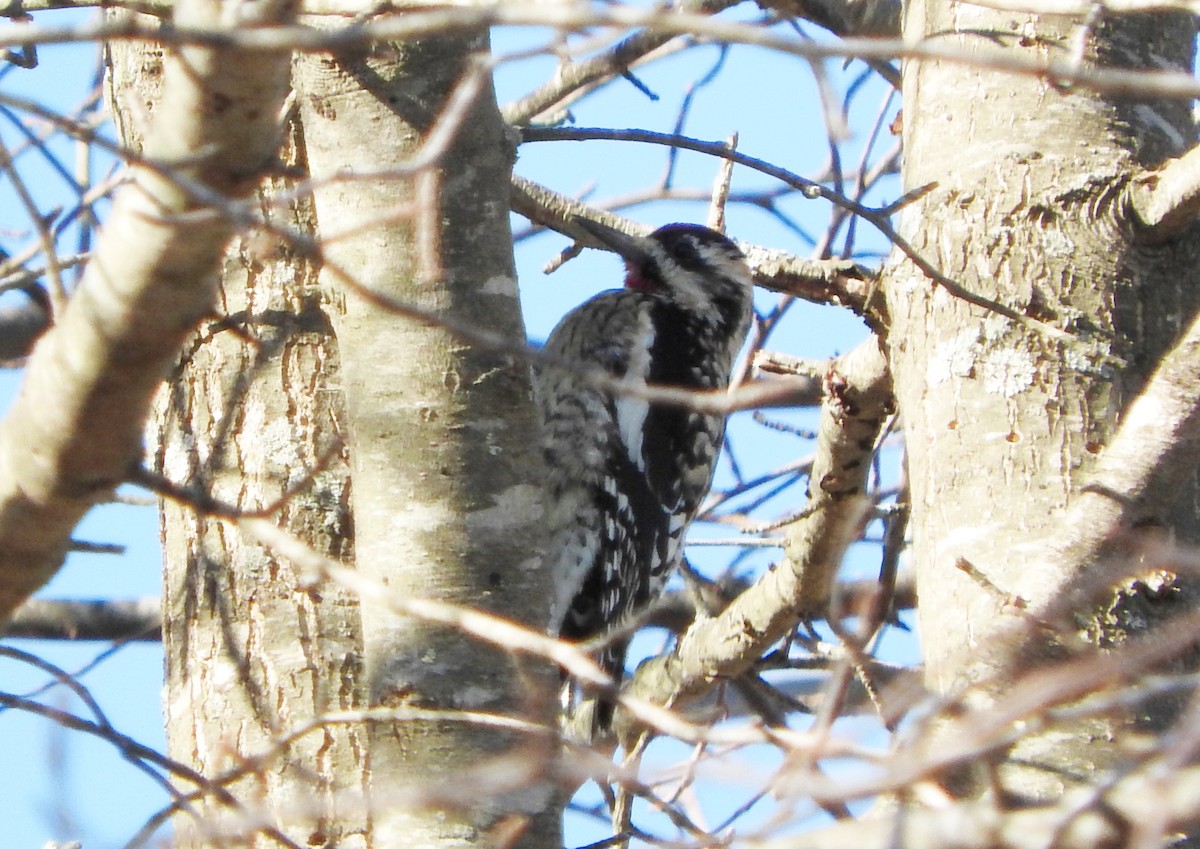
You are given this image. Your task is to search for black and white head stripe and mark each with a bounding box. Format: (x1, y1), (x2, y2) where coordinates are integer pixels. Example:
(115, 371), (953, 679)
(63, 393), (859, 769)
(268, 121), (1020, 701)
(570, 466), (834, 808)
(574, 218), (753, 321)
(647, 224), (746, 267)
(537, 218), (756, 728)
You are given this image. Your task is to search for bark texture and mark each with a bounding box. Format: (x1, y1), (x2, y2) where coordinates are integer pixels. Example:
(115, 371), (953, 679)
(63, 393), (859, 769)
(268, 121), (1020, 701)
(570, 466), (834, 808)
(110, 18), (369, 849)
(886, 4), (1200, 801)
(111, 15), (560, 847)
(0, 0), (293, 619)
(293, 31), (560, 849)
(137, 103), (368, 849)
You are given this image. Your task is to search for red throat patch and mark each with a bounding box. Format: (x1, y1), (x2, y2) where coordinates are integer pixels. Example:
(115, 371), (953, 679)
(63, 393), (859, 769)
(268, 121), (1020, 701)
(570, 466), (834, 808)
(624, 261), (653, 291)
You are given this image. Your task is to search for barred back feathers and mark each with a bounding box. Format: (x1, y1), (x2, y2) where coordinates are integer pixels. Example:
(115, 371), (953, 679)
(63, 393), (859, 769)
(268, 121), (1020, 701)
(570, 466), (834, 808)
(534, 220), (755, 708)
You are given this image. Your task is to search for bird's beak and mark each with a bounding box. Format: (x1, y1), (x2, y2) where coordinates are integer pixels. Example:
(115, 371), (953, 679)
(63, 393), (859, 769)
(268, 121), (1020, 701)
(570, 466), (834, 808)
(571, 216), (653, 265)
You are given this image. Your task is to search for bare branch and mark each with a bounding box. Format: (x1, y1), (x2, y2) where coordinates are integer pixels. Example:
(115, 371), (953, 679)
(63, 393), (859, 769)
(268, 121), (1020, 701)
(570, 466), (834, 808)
(1023, 299), (1200, 620)
(741, 243), (877, 315)
(1128, 144), (1200, 243)
(616, 336), (894, 737)
(2, 597), (160, 640)
(783, 336), (895, 613)
(512, 174), (878, 316)
(956, 0), (1200, 13)
(791, 598), (1200, 803)
(756, 761), (1200, 849)
(0, 9), (1196, 101)
(241, 517), (820, 748)
(708, 132), (737, 231)
(0, 691), (307, 849)
(0, 567), (916, 648)
(520, 126), (1095, 341)
(500, 0), (744, 126)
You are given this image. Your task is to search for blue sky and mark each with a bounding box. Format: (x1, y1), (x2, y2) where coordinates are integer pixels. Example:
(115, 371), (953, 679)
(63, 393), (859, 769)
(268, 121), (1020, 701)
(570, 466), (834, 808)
(0, 10), (906, 848)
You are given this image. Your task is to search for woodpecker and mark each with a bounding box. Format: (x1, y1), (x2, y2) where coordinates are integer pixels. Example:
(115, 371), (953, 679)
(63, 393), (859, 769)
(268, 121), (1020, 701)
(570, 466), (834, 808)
(535, 218), (755, 711)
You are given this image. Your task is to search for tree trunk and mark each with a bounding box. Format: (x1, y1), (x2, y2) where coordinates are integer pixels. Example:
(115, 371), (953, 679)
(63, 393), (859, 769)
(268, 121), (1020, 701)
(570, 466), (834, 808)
(153, 118), (370, 846)
(111, 19), (560, 849)
(110, 46), (372, 846)
(887, 5), (1200, 801)
(103, 6), (364, 847)
(292, 30), (561, 849)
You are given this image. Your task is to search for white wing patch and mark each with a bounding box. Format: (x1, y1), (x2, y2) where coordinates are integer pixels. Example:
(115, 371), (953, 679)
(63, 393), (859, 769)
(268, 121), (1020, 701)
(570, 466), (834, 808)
(614, 308), (656, 474)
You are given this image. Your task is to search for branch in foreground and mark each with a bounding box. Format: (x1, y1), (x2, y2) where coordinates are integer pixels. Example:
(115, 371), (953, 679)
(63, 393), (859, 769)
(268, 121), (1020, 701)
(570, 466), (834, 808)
(2, 597), (160, 640)
(241, 518), (757, 747)
(1029, 290), (1200, 621)
(616, 335), (895, 738)
(787, 593), (1200, 803)
(0, 570), (916, 644)
(759, 758), (1200, 849)
(500, 0), (744, 125)
(1128, 143), (1200, 243)
(0, 0), (294, 619)
(511, 174), (877, 316)
(1, 8), (1198, 101)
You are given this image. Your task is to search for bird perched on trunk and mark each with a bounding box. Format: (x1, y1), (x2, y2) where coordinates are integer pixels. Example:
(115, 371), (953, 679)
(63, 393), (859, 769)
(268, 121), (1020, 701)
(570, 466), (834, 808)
(534, 217), (755, 725)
